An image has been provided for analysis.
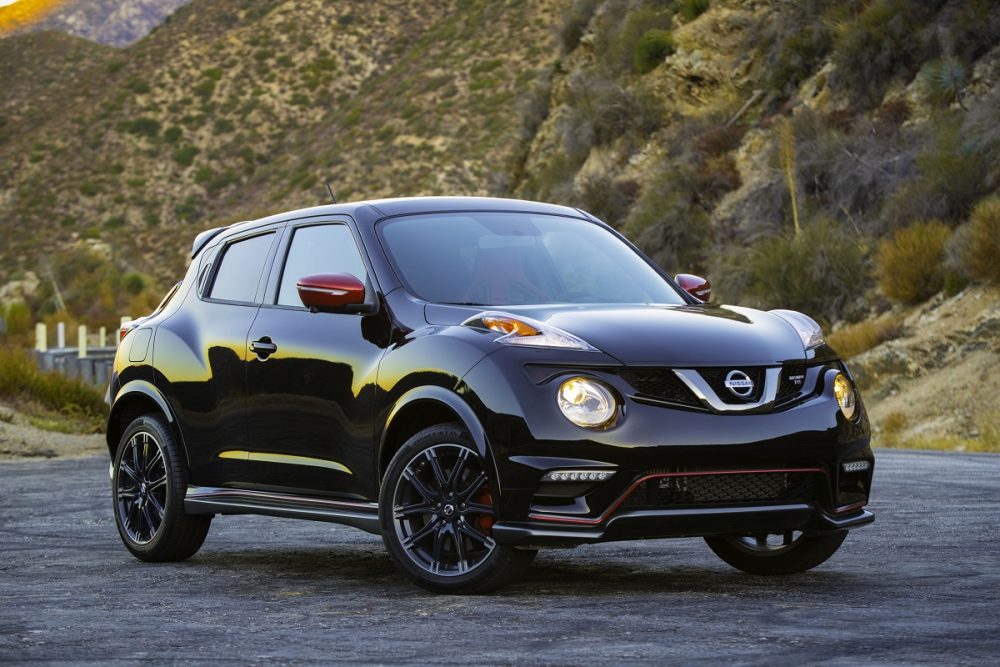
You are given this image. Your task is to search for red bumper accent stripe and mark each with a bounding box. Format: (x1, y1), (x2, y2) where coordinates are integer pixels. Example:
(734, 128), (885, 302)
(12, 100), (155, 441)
(528, 467), (841, 526)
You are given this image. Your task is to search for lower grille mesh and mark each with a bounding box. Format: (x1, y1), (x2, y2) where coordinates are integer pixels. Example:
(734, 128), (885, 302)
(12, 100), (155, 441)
(621, 471), (820, 509)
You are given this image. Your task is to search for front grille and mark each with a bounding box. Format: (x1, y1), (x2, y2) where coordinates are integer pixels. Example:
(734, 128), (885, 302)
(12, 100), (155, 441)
(617, 368), (700, 408)
(621, 471), (820, 509)
(697, 367), (766, 403)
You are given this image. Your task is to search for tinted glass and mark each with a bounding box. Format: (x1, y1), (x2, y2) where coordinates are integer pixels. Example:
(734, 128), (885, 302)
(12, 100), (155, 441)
(209, 233), (274, 303)
(277, 224), (368, 306)
(378, 213), (685, 306)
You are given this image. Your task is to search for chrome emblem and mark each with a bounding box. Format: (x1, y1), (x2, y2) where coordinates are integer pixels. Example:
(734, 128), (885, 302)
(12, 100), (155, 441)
(724, 370), (754, 399)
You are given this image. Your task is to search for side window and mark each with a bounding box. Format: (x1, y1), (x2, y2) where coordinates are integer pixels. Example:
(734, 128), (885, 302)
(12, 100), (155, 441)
(209, 232), (275, 303)
(277, 224), (368, 307)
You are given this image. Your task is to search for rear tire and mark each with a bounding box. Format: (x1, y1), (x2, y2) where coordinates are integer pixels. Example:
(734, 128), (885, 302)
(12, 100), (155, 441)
(379, 423), (536, 594)
(705, 530), (848, 575)
(112, 415), (211, 562)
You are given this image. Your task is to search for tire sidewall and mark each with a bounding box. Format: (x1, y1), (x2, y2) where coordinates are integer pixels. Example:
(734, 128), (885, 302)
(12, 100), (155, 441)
(112, 415), (184, 559)
(379, 425), (512, 593)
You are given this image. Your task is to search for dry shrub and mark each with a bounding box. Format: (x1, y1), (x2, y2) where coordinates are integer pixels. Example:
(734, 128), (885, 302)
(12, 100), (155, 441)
(964, 196), (1000, 285)
(879, 411), (908, 446)
(827, 317), (904, 359)
(692, 124), (745, 158)
(877, 220), (950, 303)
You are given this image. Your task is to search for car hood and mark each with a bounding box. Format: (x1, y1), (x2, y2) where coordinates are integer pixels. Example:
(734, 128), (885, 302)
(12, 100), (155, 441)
(424, 303), (807, 366)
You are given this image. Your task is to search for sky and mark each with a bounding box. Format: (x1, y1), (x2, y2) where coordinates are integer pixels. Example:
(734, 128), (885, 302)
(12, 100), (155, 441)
(0, 1), (20, 7)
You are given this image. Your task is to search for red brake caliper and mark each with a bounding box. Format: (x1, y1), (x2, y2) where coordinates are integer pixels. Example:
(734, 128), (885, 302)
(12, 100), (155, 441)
(476, 485), (495, 535)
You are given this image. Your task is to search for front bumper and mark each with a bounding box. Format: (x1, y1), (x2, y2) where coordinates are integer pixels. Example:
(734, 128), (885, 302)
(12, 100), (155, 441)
(461, 349), (875, 546)
(493, 505), (874, 547)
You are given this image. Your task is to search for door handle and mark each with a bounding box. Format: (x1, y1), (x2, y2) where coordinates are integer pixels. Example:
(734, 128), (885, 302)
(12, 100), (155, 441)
(250, 338), (278, 357)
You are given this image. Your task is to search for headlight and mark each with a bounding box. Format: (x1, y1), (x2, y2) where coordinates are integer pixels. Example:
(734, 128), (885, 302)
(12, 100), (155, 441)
(463, 311), (598, 352)
(770, 309), (823, 349)
(557, 377), (617, 428)
(833, 373), (857, 420)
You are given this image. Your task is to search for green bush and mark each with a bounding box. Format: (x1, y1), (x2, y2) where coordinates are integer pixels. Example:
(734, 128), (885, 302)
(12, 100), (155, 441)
(0, 347), (106, 421)
(122, 272), (147, 295)
(678, 0), (710, 22)
(964, 196), (1000, 284)
(919, 58), (968, 106)
(173, 145), (200, 167)
(163, 126), (183, 143)
(633, 30), (674, 74)
(123, 117), (161, 138)
(877, 220), (950, 303)
(829, 0), (944, 107)
(3, 301), (32, 338)
(717, 218), (868, 323)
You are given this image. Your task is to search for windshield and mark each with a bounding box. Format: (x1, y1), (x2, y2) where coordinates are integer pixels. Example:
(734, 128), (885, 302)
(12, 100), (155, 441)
(377, 212), (686, 306)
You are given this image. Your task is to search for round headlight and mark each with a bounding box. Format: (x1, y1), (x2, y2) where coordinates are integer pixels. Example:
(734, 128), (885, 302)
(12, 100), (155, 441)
(557, 377), (617, 428)
(833, 373), (857, 420)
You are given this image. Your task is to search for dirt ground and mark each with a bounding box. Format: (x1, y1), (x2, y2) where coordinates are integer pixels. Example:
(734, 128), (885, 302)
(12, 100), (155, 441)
(0, 403), (105, 460)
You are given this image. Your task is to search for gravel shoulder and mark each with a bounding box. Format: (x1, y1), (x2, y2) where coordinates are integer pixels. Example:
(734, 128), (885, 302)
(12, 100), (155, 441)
(0, 403), (104, 460)
(1, 449), (999, 665)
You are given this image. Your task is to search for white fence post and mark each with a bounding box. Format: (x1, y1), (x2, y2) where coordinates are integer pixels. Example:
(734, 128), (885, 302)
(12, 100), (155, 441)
(57, 322), (66, 349)
(99, 326), (107, 348)
(78, 325), (88, 359)
(35, 323), (47, 352)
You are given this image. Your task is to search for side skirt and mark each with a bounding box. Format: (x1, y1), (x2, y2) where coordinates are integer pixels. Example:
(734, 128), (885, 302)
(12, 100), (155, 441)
(184, 486), (381, 535)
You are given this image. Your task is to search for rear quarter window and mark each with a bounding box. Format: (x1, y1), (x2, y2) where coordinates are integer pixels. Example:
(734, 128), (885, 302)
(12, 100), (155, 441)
(209, 232), (275, 303)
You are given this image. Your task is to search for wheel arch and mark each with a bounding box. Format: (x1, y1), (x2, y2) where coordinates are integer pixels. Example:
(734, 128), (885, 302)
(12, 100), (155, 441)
(378, 386), (489, 487)
(106, 380), (184, 462)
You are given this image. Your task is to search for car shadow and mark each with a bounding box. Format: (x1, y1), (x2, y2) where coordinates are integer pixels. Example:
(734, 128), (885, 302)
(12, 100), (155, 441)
(182, 543), (860, 598)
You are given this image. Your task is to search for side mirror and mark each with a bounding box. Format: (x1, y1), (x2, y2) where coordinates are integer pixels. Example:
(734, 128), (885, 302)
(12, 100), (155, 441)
(674, 273), (711, 302)
(297, 273), (366, 311)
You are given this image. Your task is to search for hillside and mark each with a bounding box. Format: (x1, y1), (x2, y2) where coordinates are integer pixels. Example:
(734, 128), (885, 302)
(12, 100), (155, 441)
(0, 0), (998, 448)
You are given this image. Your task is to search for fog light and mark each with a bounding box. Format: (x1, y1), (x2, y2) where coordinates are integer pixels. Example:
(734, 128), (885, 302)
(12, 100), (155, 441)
(842, 460), (870, 473)
(542, 470), (615, 482)
(557, 377), (617, 428)
(833, 372), (857, 420)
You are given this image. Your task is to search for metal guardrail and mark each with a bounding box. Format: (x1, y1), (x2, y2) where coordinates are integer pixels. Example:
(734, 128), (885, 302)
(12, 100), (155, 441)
(34, 348), (116, 388)
(31, 320), (129, 388)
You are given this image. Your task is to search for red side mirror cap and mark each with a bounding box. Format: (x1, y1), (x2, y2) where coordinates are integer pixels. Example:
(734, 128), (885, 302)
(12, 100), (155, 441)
(674, 273), (711, 302)
(297, 273), (366, 311)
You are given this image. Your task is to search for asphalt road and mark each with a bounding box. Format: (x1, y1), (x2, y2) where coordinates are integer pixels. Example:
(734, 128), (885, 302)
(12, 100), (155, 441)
(1, 450), (999, 665)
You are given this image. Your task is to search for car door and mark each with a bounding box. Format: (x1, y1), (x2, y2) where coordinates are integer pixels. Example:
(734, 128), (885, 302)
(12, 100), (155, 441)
(243, 219), (385, 499)
(155, 227), (282, 488)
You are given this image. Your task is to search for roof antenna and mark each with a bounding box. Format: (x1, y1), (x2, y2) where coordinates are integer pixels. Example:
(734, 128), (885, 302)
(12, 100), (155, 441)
(325, 179), (337, 205)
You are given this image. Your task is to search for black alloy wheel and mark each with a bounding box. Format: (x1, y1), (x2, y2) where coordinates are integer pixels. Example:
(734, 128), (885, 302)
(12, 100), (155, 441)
(112, 415), (211, 562)
(704, 530), (848, 575)
(380, 423), (535, 593)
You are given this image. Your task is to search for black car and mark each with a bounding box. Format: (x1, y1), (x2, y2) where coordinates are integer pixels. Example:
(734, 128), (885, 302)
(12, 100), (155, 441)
(107, 196), (873, 593)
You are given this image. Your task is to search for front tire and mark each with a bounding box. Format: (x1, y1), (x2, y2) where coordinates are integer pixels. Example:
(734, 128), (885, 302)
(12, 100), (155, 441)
(379, 423), (535, 594)
(705, 530), (848, 575)
(112, 415), (211, 562)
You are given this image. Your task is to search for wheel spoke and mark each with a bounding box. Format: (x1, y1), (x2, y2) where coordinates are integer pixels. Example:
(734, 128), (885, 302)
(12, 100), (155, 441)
(462, 502), (494, 516)
(425, 448), (447, 488)
(146, 493), (165, 519)
(142, 505), (158, 538)
(451, 527), (468, 573)
(393, 501), (435, 520)
(146, 447), (164, 477)
(147, 474), (167, 492)
(447, 449), (469, 492)
(457, 521), (495, 550)
(117, 490), (138, 500)
(403, 469), (439, 503)
(402, 518), (440, 550)
(431, 524), (446, 567)
(130, 441), (142, 477)
(119, 462), (142, 485)
(458, 472), (487, 500)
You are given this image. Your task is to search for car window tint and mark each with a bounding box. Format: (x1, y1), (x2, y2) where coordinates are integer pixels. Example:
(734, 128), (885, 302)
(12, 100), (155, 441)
(277, 224), (368, 306)
(209, 233), (274, 303)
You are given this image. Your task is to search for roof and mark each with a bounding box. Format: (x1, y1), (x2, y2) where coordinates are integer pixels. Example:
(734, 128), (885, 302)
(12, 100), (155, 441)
(195, 196), (591, 257)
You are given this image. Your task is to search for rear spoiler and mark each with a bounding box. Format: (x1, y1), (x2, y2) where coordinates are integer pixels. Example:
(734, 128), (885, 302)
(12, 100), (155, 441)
(191, 225), (233, 258)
